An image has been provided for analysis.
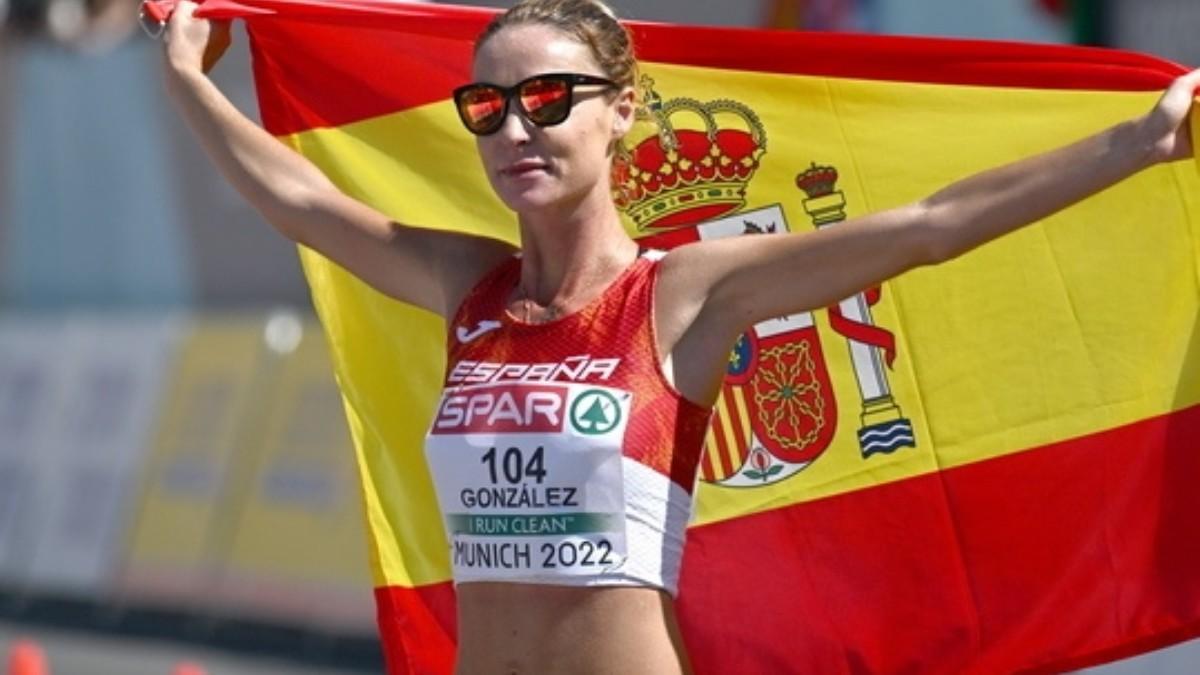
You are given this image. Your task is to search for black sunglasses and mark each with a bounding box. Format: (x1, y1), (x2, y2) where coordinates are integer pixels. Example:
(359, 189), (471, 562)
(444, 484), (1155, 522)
(453, 72), (618, 136)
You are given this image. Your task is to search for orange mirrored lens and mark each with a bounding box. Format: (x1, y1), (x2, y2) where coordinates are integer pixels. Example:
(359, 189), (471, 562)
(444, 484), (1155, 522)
(519, 79), (570, 124)
(461, 88), (505, 130)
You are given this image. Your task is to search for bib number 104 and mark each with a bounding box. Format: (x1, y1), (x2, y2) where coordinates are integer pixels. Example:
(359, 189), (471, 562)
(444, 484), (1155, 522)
(481, 446), (546, 485)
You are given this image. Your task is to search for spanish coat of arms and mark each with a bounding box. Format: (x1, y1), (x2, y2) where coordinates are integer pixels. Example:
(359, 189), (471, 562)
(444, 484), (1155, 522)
(614, 77), (917, 487)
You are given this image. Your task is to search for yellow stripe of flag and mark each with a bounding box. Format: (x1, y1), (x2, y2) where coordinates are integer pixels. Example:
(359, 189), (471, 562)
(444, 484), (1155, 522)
(284, 62), (1200, 587)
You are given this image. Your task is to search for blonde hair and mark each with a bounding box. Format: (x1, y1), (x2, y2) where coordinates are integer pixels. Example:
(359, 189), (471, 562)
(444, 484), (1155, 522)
(475, 0), (639, 92)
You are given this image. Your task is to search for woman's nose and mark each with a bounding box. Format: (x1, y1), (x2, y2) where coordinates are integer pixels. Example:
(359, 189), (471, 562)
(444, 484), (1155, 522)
(495, 105), (532, 144)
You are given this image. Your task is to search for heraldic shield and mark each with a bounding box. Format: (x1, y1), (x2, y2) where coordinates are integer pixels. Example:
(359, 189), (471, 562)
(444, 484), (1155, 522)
(638, 209), (840, 487)
(617, 77), (841, 488)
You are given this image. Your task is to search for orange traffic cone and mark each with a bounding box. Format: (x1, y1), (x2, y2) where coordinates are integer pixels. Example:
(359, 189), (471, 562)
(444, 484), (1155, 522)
(6, 639), (49, 675)
(170, 661), (207, 675)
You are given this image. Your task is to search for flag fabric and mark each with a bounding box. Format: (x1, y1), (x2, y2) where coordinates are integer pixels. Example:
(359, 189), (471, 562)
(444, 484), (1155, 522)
(179, 0), (1200, 672)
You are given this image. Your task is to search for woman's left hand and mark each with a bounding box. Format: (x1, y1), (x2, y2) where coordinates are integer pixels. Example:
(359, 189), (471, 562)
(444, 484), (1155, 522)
(1140, 68), (1200, 164)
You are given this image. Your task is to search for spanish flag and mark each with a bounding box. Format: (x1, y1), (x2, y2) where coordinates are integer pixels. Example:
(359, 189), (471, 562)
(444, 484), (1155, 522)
(181, 0), (1200, 672)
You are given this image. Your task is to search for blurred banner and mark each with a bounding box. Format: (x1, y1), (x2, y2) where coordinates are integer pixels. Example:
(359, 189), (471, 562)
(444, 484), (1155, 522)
(0, 312), (375, 635)
(24, 316), (180, 595)
(0, 309), (376, 638)
(212, 316), (374, 631)
(118, 316), (267, 607)
(0, 317), (69, 587)
(110, 313), (374, 628)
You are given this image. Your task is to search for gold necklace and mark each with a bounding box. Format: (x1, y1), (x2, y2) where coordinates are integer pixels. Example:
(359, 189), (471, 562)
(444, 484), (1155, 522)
(519, 292), (561, 324)
(517, 250), (636, 324)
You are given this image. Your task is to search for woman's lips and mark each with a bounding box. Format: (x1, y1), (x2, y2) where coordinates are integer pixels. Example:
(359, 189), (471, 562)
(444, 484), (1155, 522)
(501, 160), (549, 177)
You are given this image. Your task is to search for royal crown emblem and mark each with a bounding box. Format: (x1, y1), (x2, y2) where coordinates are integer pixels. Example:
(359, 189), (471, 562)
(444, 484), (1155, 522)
(795, 162), (846, 225)
(613, 76), (767, 231)
(627, 80), (918, 488)
(795, 162), (839, 197)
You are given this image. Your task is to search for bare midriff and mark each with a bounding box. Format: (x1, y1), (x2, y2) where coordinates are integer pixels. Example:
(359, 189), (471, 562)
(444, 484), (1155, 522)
(454, 582), (693, 675)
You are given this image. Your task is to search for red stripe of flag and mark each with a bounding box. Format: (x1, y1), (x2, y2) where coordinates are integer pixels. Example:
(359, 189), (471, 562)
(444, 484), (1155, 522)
(374, 584), (456, 674)
(709, 409), (736, 478)
(722, 386), (749, 471)
(372, 402), (1200, 674)
(239, 4), (1187, 136)
(678, 402), (1200, 674)
(700, 435), (719, 483)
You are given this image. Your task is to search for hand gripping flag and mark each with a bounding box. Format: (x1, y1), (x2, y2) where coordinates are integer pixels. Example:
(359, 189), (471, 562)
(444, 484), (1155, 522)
(151, 0), (1200, 672)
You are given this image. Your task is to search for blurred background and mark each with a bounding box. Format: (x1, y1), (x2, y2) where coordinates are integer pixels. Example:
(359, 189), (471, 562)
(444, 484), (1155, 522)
(0, 0), (1197, 673)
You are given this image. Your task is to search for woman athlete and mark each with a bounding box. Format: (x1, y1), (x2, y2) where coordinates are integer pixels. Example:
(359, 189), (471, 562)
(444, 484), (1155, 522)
(162, 0), (1200, 672)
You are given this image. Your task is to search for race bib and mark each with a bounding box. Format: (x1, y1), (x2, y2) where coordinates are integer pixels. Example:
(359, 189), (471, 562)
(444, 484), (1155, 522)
(425, 381), (632, 581)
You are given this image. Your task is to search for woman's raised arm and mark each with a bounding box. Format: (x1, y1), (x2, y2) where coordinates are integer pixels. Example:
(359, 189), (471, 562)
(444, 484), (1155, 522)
(655, 69), (1199, 402)
(161, 1), (512, 316)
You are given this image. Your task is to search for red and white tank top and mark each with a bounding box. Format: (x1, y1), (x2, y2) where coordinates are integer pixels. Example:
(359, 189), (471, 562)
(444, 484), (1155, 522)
(424, 250), (712, 595)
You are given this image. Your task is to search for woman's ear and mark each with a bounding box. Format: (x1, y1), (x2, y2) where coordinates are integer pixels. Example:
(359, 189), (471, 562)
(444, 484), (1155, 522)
(611, 85), (637, 140)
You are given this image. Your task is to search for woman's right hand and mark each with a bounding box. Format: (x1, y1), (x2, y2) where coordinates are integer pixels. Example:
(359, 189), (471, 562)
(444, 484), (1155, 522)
(1135, 68), (1200, 165)
(163, 0), (231, 74)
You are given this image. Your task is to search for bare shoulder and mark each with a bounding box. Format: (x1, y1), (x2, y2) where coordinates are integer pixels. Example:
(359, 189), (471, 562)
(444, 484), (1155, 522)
(653, 243), (707, 333)
(654, 241), (743, 347)
(654, 237), (744, 328)
(653, 241), (744, 405)
(655, 239), (722, 292)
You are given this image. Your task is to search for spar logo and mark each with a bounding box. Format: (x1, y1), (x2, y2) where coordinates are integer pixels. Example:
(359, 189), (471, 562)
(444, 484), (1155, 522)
(569, 389), (622, 435)
(432, 384), (567, 434)
(615, 77), (918, 488)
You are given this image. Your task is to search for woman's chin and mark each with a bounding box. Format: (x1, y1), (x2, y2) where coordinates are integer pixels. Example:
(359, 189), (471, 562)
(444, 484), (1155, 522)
(492, 172), (600, 218)
(498, 185), (565, 214)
